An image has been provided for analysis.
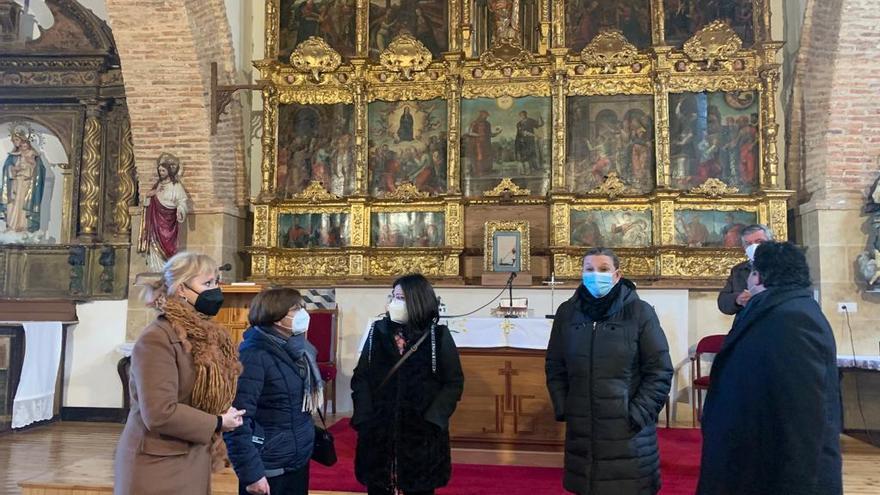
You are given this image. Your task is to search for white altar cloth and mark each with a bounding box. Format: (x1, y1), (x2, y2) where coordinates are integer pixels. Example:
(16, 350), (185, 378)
(358, 317), (553, 353)
(13, 322), (63, 429)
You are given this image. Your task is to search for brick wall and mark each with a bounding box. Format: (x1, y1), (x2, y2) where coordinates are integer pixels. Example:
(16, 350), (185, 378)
(789, 0), (880, 203)
(105, 0), (246, 210)
(787, 0), (880, 354)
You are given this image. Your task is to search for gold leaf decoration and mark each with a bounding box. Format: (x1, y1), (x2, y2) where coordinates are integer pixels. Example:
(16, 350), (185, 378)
(370, 255), (445, 276)
(379, 33), (432, 81)
(289, 37), (343, 83)
(588, 172), (630, 200)
(689, 178), (739, 198)
(483, 178), (531, 197)
(383, 181), (429, 201)
(580, 30), (638, 74)
(479, 38), (536, 70)
(273, 255), (349, 277)
(293, 180), (340, 202)
(683, 20), (743, 68)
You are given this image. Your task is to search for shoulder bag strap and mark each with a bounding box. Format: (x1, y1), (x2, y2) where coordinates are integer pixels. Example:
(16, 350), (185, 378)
(377, 324), (432, 391)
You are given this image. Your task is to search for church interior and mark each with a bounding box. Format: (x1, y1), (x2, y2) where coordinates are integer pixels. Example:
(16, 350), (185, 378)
(1, 0), (879, 493)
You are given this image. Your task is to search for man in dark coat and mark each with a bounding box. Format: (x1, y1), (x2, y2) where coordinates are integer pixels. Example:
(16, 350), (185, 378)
(698, 241), (842, 495)
(546, 247), (673, 495)
(717, 224), (773, 314)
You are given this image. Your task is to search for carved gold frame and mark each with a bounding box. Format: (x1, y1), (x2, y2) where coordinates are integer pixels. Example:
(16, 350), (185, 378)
(484, 220), (531, 273)
(551, 188), (790, 280)
(253, 1), (788, 281)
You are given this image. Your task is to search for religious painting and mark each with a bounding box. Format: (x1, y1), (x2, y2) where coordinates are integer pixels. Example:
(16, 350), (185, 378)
(369, 0), (447, 58)
(371, 211), (445, 247)
(674, 209), (757, 247)
(566, 0), (652, 52)
(473, 0), (542, 55)
(668, 91), (759, 192)
(485, 220), (530, 272)
(278, 0), (356, 62)
(368, 99), (447, 196)
(277, 103), (356, 198)
(461, 96), (551, 197)
(567, 95), (655, 194)
(664, 0), (755, 48)
(570, 208), (653, 248)
(278, 212), (350, 248)
(0, 121), (64, 245)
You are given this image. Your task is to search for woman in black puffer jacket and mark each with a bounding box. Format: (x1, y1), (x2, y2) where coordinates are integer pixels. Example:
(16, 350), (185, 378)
(546, 247), (673, 495)
(225, 288), (322, 495)
(352, 273), (464, 495)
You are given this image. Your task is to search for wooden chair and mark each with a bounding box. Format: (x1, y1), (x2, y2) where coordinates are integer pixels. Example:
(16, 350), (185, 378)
(306, 309), (338, 414)
(690, 334), (726, 426)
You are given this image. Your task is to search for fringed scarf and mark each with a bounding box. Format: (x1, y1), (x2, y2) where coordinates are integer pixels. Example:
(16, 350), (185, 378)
(260, 327), (324, 414)
(159, 296), (242, 470)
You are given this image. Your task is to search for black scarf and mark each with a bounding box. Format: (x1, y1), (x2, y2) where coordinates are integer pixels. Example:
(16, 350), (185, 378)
(576, 281), (624, 322)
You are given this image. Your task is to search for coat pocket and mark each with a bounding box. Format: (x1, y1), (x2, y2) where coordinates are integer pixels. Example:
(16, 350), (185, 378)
(140, 434), (189, 456)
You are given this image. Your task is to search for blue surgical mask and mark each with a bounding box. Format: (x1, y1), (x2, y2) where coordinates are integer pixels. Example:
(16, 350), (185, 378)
(582, 271), (616, 298)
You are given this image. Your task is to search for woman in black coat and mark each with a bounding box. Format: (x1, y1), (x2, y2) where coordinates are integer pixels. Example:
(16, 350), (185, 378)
(224, 288), (322, 495)
(546, 247), (673, 495)
(698, 242), (842, 494)
(351, 273), (465, 495)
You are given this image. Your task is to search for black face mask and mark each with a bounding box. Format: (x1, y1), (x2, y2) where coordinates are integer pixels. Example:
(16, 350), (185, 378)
(184, 284), (224, 316)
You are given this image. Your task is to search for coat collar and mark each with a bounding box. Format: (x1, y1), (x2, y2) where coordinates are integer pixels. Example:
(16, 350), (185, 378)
(242, 326), (298, 370)
(721, 285), (815, 352)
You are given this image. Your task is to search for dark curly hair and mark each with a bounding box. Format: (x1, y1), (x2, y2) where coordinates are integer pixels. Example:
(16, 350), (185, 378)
(752, 241), (811, 288)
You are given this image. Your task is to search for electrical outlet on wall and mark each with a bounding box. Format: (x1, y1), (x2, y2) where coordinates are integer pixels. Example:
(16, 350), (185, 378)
(837, 302), (858, 314)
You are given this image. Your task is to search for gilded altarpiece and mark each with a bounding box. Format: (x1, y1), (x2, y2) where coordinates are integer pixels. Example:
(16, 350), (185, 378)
(252, 0), (789, 284)
(0, 0), (136, 299)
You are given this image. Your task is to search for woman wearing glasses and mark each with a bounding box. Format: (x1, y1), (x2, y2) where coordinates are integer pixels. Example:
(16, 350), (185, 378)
(224, 288), (323, 495)
(351, 273), (465, 495)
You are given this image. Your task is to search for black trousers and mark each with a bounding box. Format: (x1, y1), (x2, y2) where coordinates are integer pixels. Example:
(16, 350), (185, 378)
(238, 464), (309, 495)
(367, 487), (434, 495)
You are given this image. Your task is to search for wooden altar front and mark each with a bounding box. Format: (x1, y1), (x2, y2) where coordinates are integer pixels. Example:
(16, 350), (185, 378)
(452, 347), (564, 451)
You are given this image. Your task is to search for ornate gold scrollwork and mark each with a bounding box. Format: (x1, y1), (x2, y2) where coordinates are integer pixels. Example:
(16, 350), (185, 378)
(271, 255), (350, 277)
(370, 254), (445, 277)
(664, 254), (743, 278)
(683, 20), (743, 69)
(689, 178), (740, 198)
(588, 172), (630, 200)
(383, 181), (430, 202)
(483, 178), (531, 197)
(479, 38), (536, 70)
(293, 180), (340, 203)
(289, 37), (343, 83)
(580, 30), (638, 74)
(379, 34), (432, 81)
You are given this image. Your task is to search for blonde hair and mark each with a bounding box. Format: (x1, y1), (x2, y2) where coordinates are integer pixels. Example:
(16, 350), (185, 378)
(139, 251), (219, 305)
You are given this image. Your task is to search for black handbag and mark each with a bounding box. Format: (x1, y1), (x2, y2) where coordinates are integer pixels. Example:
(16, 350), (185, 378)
(312, 407), (337, 466)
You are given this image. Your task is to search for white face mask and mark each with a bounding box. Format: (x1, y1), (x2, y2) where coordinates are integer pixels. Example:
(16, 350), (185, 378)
(291, 308), (310, 335)
(387, 299), (409, 324)
(745, 243), (759, 262)
(276, 308), (310, 335)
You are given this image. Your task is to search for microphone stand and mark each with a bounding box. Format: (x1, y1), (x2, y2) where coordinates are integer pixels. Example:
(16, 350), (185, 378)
(504, 271), (518, 318)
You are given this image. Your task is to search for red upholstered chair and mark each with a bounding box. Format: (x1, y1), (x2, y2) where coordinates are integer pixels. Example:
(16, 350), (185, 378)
(306, 309), (338, 414)
(690, 334), (726, 426)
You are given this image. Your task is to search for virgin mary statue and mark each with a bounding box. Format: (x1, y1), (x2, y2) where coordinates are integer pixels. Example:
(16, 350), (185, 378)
(0, 126), (46, 234)
(138, 153), (189, 270)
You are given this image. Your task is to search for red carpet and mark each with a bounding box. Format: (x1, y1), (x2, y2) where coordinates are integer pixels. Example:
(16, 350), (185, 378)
(310, 419), (702, 494)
